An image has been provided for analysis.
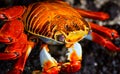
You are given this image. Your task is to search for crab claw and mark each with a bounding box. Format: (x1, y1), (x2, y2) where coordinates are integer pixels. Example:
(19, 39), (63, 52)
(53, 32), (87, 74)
(39, 44), (60, 74)
(61, 61), (81, 73)
(61, 42), (82, 73)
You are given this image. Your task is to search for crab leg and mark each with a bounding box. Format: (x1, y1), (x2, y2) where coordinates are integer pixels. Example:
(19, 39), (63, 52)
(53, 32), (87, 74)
(0, 19), (26, 60)
(90, 22), (119, 39)
(39, 44), (60, 74)
(61, 42), (82, 73)
(0, 41), (31, 62)
(7, 41), (35, 74)
(85, 31), (120, 51)
(0, 34), (28, 60)
(86, 22), (120, 51)
(0, 6), (26, 20)
(0, 19), (35, 74)
(75, 8), (109, 20)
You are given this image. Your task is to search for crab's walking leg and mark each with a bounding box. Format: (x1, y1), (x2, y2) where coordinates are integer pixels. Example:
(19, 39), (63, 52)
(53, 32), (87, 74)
(61, 42), (82, 73)
(85, 31), (120, 51)
(0, 19), (35, 74)
(85, 22), (120, 51)
(75, 8), (109, 20)
(90, 22), (119, 39)
(7, 42), (35, 74)
(0, 34), (28, 60)
(0, 6), (26, 20)
(0, 19), (26, 60)
(39, 44), (60, 74)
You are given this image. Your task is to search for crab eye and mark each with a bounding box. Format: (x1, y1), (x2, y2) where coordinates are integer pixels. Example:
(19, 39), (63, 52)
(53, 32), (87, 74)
(56, 34), (65, 42)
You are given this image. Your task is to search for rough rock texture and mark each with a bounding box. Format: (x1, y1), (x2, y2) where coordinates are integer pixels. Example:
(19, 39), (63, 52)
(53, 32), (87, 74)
(0, 0), (120, 74)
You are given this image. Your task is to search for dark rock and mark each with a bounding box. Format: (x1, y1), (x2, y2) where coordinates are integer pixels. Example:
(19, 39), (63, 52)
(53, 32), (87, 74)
(99, 1), (120, 20)
(86, 0), (98, 11)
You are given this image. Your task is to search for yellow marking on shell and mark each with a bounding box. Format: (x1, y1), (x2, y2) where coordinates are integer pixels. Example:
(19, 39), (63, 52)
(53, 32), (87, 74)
(67, 31), (87, 41)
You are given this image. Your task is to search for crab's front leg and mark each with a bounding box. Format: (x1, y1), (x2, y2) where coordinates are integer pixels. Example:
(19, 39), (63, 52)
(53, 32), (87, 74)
(40, 44), (60, 74)
(60, 42), (82, 73)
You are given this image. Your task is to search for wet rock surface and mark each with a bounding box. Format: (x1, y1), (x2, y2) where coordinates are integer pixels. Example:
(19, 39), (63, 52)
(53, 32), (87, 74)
(0, 0), (120, 74)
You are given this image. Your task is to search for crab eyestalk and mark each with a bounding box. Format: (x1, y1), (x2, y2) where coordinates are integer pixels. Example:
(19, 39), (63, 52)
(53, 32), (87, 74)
(54, 31), (65, 42)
